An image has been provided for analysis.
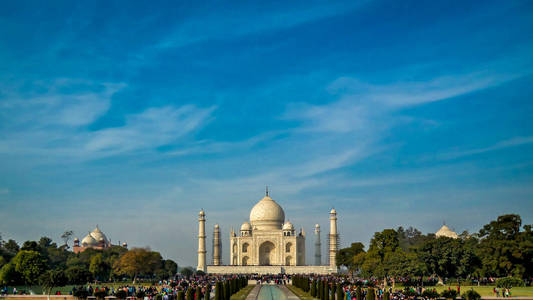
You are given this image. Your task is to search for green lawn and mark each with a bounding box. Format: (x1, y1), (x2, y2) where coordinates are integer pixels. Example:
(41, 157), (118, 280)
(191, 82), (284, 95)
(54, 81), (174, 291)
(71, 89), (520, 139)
(432, 286), (533, 297)
(230, 285), (255, 300)
(287, 285), (318, 300)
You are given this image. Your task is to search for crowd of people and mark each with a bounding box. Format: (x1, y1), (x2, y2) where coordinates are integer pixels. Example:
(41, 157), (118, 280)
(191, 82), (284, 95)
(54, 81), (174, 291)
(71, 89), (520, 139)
(1, 273), (531, 299)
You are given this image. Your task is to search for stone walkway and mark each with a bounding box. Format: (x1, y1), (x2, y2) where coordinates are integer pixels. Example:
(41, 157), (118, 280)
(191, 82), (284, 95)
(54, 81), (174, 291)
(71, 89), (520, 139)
(245, 285), (262, 300)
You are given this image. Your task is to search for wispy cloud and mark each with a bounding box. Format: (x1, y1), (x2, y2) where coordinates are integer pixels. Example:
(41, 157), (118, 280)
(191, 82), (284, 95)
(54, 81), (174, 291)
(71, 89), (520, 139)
(287, 70), (518, 134)
(0, 81), (216, 160)
(439, 136), (533, 160)
(155, 3), (365, 49)
(85, 105), (215, 155)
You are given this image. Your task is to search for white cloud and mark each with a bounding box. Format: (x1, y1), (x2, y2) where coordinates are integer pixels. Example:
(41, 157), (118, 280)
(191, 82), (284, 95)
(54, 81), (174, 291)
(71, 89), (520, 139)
(439, 136), (533, 160)
(85, 105), (215, 155)
(0, 81), (216, 160)
(155, 3), (365, 50)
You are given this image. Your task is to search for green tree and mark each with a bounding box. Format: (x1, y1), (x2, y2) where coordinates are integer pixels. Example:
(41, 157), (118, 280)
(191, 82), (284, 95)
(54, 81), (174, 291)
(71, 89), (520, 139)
(4, 239), (19, 254)
(39, 269), (67, 300)
(61, 231), (74, 248)
(21, 240), (40, 252)
(113, 248), (162, 283)
(477, 214), (532, 277)
(224, 281), (230, 300)
(186, 288), (193, 300)
(337, 242), (365, 274)
(65, 266), (92, 284)
(38, 237), (54, 249)
(89, 254), (108, 281)
(367, 288), (375, 300)
(0, 262), (21, 285)
(12, 250), (47, 286)
(361, 229), (401, 278)
(164, 259), (178, 277)
(196, 286), (202, 300)
(336, 283), (344, 300)
(214, 281), (222, 300)
(397, 226), (433, 251)
(420, 237), (476, 280)
(180, 267), (194, 277)
(310, 279), (317, 297)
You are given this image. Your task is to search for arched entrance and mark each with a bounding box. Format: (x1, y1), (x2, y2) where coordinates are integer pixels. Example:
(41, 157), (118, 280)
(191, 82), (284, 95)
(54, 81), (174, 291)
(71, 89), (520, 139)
(259, 241), (275, 265)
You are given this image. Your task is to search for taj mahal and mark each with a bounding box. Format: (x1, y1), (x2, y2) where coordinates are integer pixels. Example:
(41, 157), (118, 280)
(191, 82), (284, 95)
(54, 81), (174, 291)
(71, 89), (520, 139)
(196, 188), (339, 274)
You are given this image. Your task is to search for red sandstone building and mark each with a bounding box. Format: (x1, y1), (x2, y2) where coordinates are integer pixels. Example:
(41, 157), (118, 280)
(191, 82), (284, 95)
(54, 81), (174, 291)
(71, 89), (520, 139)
(73, 225), (127, 253)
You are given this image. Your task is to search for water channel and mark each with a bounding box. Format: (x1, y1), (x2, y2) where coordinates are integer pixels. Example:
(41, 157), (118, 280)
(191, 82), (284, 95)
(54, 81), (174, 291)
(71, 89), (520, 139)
(256, 285), (288, 300)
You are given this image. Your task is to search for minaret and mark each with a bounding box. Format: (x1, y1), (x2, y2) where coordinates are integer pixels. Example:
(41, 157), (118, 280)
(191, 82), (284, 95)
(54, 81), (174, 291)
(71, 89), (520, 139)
(314, 224), (322, 265)
(329, 208), (338, 268)
(197, 209), (206, 272)
(213, 224), (221, 266)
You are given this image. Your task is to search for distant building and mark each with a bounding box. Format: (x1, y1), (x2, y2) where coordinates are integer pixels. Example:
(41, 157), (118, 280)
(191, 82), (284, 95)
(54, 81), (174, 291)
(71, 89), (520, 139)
(73, 225), (127, 253)
(435, 224), (459, 239)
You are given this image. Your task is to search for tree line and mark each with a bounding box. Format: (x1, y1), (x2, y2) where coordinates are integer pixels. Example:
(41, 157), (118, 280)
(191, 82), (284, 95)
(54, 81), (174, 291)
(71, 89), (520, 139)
(0, 235), (178, 287)
(336, 214), (533, 281)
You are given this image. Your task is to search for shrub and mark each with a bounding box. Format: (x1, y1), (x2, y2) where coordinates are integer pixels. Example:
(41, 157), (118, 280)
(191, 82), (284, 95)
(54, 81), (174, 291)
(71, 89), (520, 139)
(214, 281), (222, 300)
(356, 287), (362, 300)
(367, 287), (376, 300)
(496, 277), (524, 289)
(403, 288), (418, 298)
(115, 290), (127, 299)
(94, 290), (108, 299)
(383, 291), (390, 300)
(73, 288), (89, 299)
(186, 288), (193, 300)
(462, 290), (481, 300)
(155, 294), (162, 300)
(441, 289), (458, 300)
(136, 290), (146, 299)
(204, 285), (211, 300)
(196, 286), (202, 300)
(422, 289), (439, 299)
(336, 283), (344, 300)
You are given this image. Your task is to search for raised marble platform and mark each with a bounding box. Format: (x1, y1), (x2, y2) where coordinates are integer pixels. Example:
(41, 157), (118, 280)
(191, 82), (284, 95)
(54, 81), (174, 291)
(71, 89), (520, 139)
(206, 265), (337, 274)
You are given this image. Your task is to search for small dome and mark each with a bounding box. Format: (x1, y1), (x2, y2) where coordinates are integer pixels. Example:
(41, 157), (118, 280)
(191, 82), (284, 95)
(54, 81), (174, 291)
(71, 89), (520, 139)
(330, 208), (337, 214)
(214, 224), (220, 229)
(249, 195), (285, 230)
(436, 225), (459, 239)
(74, 237), (79, 242)
(81, 233), (98, 246)
(315, 224), (320, 228)
(199, 209), (205, 216)
(240, 222), (251, 231)
(282, 221), (294, 231)
(89, 226), (109, 245)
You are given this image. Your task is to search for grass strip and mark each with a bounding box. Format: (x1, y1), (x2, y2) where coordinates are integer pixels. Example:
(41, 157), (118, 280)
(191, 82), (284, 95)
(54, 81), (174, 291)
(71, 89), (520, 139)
(287, 285), (318, 300)
(230, 285), (256, 300)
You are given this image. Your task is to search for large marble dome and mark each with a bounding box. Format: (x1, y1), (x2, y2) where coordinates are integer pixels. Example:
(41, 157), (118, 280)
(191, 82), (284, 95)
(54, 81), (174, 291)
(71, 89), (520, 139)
(249, 194), (285, 230)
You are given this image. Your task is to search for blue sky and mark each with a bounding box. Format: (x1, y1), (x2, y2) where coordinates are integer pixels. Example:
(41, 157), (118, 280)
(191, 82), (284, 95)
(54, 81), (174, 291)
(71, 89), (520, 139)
(1, 1), (532, 267)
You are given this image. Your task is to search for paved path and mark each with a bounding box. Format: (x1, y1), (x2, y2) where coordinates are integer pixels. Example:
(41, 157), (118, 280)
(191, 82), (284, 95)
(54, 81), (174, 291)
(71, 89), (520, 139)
(245, 285), (261, 300)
